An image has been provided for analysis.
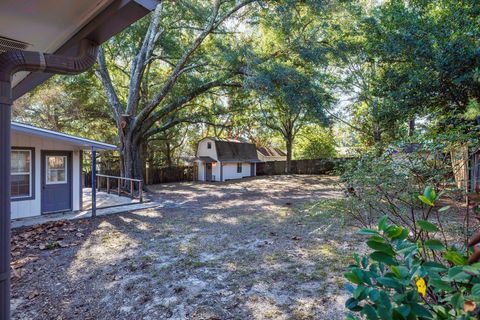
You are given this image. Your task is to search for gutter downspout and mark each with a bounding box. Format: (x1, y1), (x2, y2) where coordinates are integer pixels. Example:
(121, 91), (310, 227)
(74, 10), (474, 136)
(0, 39), (98, 320)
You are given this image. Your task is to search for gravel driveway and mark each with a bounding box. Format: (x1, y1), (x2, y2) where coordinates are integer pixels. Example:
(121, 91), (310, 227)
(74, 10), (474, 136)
(11, 175), (363, 320)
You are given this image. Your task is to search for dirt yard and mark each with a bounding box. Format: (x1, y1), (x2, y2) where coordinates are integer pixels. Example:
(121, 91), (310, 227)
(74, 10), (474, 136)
(11, 175), (364, 320)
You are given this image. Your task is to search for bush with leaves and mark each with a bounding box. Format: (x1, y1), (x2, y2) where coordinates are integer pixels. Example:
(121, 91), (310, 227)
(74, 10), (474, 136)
(340, 140), (467, 240)
(344, 188), (479, 319)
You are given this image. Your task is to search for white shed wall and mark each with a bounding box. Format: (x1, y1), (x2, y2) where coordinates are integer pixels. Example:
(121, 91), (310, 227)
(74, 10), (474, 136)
(197, 138), (218, 160)
(196, 160), (205, 181)
(196, 160), (222, 181)
(211, 163), (221, 181)
(11, 132), (82, 219)
(222, 162), (254, 181)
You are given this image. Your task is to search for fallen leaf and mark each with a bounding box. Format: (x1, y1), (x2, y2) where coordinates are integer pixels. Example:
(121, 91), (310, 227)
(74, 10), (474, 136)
(11, 255), (38, 269)
(57, 241), (69, 248)
(27, 290), (39, 300)
(464, 301), (476, 312)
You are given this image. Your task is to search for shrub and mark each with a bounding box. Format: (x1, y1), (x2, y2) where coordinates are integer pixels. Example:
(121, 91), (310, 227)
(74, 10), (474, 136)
(340, 143), (466, 241)
(344, 189), (478, 319)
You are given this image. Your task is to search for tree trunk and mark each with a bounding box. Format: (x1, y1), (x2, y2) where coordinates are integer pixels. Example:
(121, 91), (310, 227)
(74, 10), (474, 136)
(165, 142), (173, 167)
(285, 136), (293, 174)
(120, 131), (145, 182)
(408, 118), (415, 137)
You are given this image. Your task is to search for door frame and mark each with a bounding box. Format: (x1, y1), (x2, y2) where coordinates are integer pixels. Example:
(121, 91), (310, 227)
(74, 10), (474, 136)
(205, 162), (213, 181)
(41, 150), (73, 214)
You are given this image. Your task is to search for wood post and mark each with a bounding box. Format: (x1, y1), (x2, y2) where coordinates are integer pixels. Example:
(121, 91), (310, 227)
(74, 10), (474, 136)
(0, 93), (12, 319)
(139, 181), (143, 203)
(146, 165), (149, 185)
(118, 178), (121, 196)
(107, 177), (110, 194)
(91, 148), (97, 217)
(130, 180), (134, 198)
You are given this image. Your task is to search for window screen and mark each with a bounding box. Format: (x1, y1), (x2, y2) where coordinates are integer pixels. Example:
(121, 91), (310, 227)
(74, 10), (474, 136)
(11, 150), (32, 198)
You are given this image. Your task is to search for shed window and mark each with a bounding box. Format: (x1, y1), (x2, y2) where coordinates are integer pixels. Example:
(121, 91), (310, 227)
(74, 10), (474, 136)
(207, 142), (212, 149)
(237, 163), (242, 173)
(11, 150), (32, 198)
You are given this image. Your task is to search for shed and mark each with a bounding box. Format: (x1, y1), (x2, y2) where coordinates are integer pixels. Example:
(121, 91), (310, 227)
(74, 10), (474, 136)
(195, 137), (261, 182)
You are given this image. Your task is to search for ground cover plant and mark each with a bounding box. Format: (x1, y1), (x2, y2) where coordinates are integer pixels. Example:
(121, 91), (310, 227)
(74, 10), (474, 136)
(344, 185), (480, 319)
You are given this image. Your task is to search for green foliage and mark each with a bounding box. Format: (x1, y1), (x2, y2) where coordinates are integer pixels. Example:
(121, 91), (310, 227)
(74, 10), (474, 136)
(246, 1), (336, 169)
(464, 99), (480, 121)
(294, 125), (337, 159)
(345, 212), (479, 319)
(341, 138), (457, 234)
(12, 76), (117, 145)
(321, 0), (480, 146)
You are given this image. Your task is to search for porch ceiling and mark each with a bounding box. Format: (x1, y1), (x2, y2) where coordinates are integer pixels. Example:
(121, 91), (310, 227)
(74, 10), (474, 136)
(0, 0), (157, 99)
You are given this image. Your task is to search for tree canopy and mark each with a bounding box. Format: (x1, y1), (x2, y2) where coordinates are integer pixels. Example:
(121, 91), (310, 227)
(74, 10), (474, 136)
(12, 0), (480, 176)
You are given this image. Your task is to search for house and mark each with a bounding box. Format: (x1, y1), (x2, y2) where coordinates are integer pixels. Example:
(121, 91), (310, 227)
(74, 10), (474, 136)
(10, 122), (116, 219)
(257, 146), (287, 162)
(195, 137), (260, 182)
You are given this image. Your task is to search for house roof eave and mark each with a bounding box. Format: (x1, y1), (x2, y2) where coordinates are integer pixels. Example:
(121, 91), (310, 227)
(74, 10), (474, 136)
(12, 122), (118, 151)
(11, 0), (158, 100)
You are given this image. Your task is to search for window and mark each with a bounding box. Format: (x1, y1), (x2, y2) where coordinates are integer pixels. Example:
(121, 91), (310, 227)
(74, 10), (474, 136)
(46, 156), (67, 184)
(207, 142), (212, 149)
(11, 150), (32, 198)
(237, 162), (242, 173)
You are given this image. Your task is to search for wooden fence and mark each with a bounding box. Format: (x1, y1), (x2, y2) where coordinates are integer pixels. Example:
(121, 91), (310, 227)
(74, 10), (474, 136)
(83, 159), (352, 186)
(256, 158), (354, 176)
(83, 165), (194, 187)
(145, 165), (194, 184)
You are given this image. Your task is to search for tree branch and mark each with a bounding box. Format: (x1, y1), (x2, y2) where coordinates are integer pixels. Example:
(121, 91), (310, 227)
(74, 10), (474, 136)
(134, 0), (255, 129)
(139, 79), (241, 135)
(126, 2), (164, 116)
(96, 46), (123, 122)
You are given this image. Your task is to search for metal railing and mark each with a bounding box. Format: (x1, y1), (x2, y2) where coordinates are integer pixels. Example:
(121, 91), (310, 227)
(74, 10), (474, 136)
(96, 174), (143, 203)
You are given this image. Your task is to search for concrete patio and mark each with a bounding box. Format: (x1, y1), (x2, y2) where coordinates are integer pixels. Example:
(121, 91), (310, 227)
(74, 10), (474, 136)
(11, 188), (154, 229)
(82, 188), (141, 209)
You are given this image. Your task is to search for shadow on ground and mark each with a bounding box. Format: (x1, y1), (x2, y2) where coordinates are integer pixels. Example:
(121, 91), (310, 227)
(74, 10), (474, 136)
(11, 175), (364, 320)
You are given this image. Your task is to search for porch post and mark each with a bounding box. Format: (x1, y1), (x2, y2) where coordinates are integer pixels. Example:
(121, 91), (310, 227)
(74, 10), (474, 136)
(91, 147), (97, 217)
(0, 80), (12, 319)
(220, 162), (223, 182)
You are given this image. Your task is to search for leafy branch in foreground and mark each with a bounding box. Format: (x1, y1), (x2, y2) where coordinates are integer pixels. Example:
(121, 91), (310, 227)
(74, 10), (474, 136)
(345, 187), (479, 319)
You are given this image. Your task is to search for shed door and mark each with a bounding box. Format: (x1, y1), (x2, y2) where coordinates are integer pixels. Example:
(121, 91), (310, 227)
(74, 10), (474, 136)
(41, 151), (72, 214)
(206, 163), (212, 181)
(250, 163), (255, 177)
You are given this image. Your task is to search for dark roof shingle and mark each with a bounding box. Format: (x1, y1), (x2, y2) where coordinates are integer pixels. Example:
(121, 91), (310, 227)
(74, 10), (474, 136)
(214, 139), (260, 162)
(257, 147), (287, 157)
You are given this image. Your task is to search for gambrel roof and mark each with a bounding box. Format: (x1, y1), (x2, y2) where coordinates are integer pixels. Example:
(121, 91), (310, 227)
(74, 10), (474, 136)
(200, 137), (261, 162)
